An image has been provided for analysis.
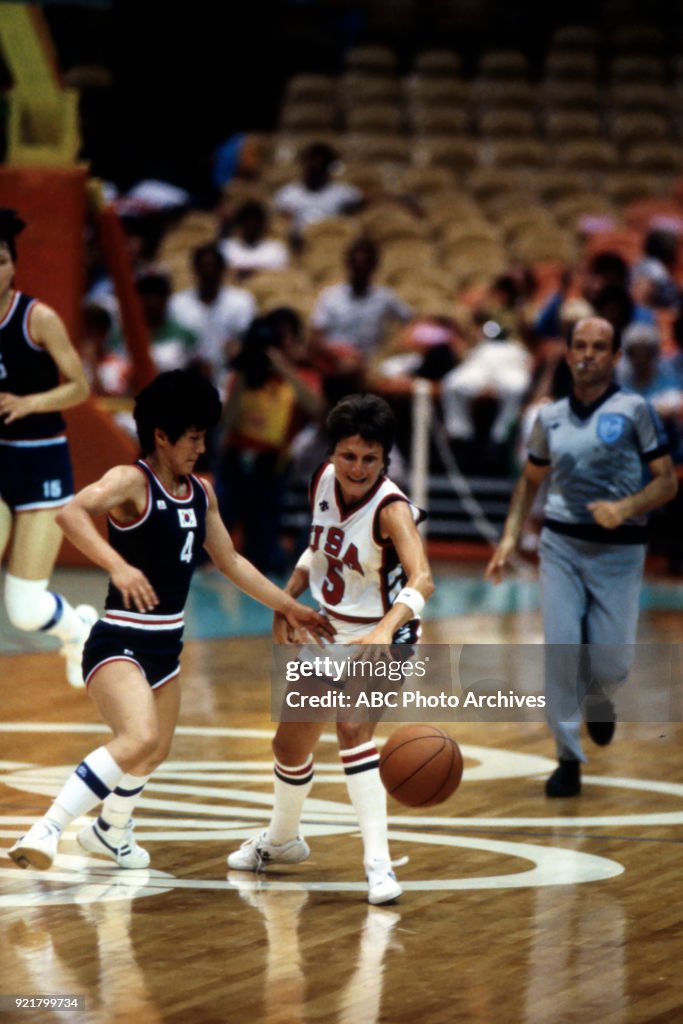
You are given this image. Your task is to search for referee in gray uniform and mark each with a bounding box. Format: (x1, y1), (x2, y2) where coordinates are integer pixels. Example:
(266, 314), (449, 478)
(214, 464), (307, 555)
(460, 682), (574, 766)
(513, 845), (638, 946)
(486, 317), (677, 796)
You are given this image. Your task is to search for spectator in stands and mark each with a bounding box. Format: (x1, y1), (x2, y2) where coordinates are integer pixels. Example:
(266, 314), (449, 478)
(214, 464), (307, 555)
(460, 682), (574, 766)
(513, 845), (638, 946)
(310, 237), (413, 380)
(665, 311), (683, 389)
(617, 323), (683, 457)
(80, 303), (128, 397)
(591, 283), (646, 349)
(86, 208), (170, 321)
(533, 252), (656, 342)
(274, 142), (363, 238)
(218, 200), (289, 279)
(107, 270), (199, 384)
(441, 308), (533, 474)
(631, 229), (681, 310)
(369, 311), (464, 391)
(215, 308), (323, 574)
(168, 242), (256, 396)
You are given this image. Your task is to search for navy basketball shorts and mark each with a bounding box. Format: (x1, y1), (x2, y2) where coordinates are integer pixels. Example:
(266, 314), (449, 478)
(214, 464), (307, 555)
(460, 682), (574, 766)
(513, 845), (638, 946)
(0, 437), (74, 511)
(83, 620), (184, 690)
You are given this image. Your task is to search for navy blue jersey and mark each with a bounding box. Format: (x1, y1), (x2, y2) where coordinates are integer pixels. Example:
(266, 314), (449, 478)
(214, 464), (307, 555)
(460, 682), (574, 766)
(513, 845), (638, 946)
(103, 460), (209, 632)
(0, 292), (65, 440)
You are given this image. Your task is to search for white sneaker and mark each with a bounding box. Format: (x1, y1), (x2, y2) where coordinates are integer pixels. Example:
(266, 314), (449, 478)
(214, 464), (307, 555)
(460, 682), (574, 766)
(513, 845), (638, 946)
(77, 820), (150, 869)
(8, 821), (60, 870)
(366, 858), (402, 905)
(61, 605), (98, 688)
(227, 830), (310, 871)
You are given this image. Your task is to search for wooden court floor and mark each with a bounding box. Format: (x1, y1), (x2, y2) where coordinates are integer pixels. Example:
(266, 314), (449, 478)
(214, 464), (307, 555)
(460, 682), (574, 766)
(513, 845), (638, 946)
(2, 606), (683, 1024)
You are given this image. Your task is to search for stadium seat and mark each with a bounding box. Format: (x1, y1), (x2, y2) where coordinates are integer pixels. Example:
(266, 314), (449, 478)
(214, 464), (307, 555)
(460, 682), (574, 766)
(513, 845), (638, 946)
(478, 49), (529, 80)
(544, 51), (599, 81)
(345, 104), (404, 134)
(284, 75), (337, 104)
(408, 106), (470, 136)
(555, 139), (620, 171)
(609, 54), (664, 84)
(544, 110), (602, 142)
(548, 25), (600, 51)
(344, 45), (398, 76)
(279, 102), (336, 132)
(610, 113), (672, 148)
(411, 135), (479, 174)
(624, 142), (683, 174)
(477, 109), (536, 138)
(412, 49), (463, 77)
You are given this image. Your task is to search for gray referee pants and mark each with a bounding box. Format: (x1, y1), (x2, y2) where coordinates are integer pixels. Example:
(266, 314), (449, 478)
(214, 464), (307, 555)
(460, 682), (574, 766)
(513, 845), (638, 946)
(539, 528), (646, 763)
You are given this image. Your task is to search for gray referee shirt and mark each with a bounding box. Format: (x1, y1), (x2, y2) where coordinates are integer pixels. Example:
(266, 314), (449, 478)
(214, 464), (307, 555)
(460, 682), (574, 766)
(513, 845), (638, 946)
(527, 382), (669, 544)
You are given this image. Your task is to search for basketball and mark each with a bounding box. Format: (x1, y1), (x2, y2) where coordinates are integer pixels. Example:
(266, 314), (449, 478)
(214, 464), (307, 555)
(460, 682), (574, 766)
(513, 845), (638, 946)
(379, 724), (464, 807)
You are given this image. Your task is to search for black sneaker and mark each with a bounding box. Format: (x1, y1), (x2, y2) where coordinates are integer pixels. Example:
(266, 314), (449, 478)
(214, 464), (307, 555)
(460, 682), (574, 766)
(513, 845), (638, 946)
(545, 759), (581, 798)
(586, 698), (616, 747)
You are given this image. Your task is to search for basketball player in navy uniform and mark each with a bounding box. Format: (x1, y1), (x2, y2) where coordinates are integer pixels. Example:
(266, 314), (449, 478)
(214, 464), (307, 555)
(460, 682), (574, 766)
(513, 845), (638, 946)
(9, 369), (332, 871)
(486, 316), (677, 796)
(228, 393), (434, 904)
(0, 208), (96, 686)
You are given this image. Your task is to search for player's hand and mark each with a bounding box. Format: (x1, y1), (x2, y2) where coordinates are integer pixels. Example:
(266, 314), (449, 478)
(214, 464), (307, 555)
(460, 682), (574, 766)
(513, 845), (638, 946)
(110, 563), (159, 613)
(284, 604), (334, 645)
(587, 500), (625, 529)
(273, 610), (305, 644)
(485, 537), (516, 583)
(0, 392), (35, 423)
(353, 625), (394, 646)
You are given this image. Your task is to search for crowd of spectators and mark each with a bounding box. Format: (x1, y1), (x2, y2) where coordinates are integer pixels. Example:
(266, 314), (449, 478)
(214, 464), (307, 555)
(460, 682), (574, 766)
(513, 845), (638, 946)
(81, 136), (683, 570)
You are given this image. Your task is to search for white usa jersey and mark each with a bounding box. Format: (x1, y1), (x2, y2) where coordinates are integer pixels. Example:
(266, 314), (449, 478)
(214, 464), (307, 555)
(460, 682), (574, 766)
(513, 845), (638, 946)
(306, 462), (424, 628)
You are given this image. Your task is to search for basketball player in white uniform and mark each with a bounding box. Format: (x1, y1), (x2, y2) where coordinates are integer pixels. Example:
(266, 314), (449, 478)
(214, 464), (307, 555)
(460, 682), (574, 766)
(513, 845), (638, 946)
(228, 393), (435, 904)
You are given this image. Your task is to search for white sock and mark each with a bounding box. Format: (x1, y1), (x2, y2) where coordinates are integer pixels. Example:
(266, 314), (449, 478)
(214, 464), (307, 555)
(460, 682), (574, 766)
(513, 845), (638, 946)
(4, 573), (85, 641)
(44, 596), (89, 643)
(266, 756), (314, 845)
(341, 742), (390, 865)
(45, 746), (124, 832)
(97, 772), (151, 844)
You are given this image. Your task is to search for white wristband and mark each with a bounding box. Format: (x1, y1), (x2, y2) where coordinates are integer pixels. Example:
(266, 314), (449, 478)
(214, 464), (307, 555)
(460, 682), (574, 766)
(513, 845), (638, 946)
(394, 586), (425, 618)
(296, 547), (314, 572)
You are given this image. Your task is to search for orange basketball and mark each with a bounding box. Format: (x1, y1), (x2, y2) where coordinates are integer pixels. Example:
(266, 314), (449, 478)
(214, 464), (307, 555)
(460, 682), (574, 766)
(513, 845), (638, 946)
(379, 724), (463, 807)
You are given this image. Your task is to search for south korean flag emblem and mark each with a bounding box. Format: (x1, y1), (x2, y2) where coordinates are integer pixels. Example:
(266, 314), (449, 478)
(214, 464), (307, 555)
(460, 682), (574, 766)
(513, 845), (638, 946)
(178, 508), (197, 528)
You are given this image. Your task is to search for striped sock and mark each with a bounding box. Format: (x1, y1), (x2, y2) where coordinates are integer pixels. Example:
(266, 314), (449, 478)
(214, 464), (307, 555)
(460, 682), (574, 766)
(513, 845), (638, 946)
(44, 746), (124, 832)
(266, 756), (314, 845)
(341, 742), (390, 865)
(97, 772), (151, 845)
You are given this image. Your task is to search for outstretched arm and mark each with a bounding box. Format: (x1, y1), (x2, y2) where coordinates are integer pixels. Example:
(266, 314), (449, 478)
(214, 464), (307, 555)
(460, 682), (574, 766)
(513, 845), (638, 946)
(202, 480), (333, 642)
(485, 460), (550, 583)
(356, 501), (434, 646)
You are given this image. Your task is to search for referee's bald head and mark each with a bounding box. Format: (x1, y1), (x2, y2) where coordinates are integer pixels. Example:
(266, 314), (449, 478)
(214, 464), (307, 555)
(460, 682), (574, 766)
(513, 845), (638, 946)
(570, 316), (618, 351)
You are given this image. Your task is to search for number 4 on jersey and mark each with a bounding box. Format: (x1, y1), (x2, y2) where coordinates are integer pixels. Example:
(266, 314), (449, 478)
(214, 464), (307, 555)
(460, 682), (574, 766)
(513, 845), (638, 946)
(180, 530), (194, 563)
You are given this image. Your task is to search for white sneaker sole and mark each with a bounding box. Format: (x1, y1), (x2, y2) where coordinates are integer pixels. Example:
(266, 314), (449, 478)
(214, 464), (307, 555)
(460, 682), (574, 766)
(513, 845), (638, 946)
(8, 839), (55, 871)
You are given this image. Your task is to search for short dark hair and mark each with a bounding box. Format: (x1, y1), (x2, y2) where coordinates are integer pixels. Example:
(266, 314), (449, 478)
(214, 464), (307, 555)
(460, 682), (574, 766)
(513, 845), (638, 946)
(133, 370), (222, 456)
(192, 242), (225, 272)
(589, 251), (629, 285)
(591, 285), (634, 350)
(234, 200), (267, 226)
(136, 270), (171, 298)
(327, 393), (395, 467)
(0, 208), (27, 261)
(347, 237), (379, 266)
(301, 141), (337, 167)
